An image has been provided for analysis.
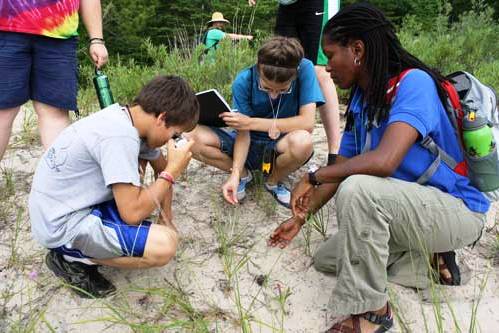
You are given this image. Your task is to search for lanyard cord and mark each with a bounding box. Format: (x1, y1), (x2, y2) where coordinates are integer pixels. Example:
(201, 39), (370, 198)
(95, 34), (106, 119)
(268, 94), (283, 140)
(123, 104), (134, 126)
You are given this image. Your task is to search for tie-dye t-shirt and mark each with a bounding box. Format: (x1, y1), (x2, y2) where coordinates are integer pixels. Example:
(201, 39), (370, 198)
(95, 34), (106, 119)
(0, 0), (79, 39)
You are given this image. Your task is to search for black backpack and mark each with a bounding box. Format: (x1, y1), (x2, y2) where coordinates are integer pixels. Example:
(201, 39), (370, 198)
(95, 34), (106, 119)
(198, 29), (220, 64)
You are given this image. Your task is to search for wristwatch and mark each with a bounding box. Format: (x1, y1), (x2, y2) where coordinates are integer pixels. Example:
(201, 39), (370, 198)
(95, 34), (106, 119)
(307, 164), (321, 187)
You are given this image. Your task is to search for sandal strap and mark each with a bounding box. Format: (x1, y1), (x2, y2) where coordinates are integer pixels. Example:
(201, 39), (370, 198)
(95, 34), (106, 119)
(326, 316), (361, 333)
(360, 303), (393, 328)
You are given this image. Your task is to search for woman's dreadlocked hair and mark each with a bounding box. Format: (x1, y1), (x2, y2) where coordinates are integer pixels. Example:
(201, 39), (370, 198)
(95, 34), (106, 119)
(323, 3), (448, 130)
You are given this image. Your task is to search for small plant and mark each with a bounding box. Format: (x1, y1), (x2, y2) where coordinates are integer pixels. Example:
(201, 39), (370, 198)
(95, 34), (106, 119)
(17, 106), (38, 146)
(1, 167), (15, 198)
(308, 206), (330, 240)
(8, 207), (25, 268)
(273, 283), (292, 333)
(251, 171), (278, 217)
(301, 207), (330, 256)
(301, 222), (313, 257)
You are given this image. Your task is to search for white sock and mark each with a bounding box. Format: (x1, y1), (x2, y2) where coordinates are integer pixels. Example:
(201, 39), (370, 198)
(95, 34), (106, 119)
(63, 255), (97, 266)
(265, 182), (277, 189)
(241, 169), (252, 181)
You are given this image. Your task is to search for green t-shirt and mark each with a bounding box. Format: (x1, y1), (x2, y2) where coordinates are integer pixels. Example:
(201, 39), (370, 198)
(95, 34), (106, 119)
(205, 28), (225, 49)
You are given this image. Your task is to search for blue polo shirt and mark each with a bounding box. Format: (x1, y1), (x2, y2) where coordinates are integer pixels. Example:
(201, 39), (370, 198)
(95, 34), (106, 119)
(231, 58), (325, 141)
(339, 69), (489, 213)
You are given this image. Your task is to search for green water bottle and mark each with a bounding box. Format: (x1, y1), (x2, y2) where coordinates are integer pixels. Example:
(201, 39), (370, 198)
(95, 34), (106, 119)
(462, 112), (494, 157)
(93, 68), (114, 109)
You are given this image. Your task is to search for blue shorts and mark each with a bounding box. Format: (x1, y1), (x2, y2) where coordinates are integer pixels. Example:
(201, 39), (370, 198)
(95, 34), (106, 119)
(212, 128), (315, 171)
(53, 200), (152, 259)
(211, 127), (280, 171)
(0, 31), (78, 111)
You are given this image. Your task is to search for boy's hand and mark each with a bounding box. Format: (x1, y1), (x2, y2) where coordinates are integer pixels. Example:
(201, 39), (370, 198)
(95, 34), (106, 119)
(222, 173), (240, 205)
(221, 112), (252, 130)
(164, 138), (194, 179)
(248, 0), (256, 6)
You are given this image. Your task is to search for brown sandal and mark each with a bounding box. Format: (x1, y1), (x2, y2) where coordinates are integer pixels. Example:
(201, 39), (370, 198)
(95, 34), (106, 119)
(325, 303), (393, 333)
(433, 251), (461, 286)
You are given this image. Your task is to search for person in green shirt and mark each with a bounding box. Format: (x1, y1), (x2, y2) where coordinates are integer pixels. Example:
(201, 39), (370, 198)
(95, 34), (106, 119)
(201, 12), (253, 62)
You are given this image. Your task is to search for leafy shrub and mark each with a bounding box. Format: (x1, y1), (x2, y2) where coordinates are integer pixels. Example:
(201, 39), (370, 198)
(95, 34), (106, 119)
(78, 38), (260, 115)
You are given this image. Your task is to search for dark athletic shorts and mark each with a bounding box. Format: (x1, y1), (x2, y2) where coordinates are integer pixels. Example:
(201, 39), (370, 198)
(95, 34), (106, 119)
(212, 127), (314, 171)
(52, 200), (153, 260)
(0, 31), (78, 111)
(275, 0), (324, 65)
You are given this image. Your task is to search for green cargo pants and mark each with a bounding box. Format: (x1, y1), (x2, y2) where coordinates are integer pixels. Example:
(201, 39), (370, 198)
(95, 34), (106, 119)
(313, 175), (485, 316)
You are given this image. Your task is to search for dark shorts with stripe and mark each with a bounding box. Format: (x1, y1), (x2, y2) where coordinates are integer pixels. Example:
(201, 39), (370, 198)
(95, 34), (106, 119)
(52, 200), (152, 260)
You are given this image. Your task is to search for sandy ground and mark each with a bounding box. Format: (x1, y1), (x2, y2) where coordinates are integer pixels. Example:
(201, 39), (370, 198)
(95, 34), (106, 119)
(1, 106), (498, 332)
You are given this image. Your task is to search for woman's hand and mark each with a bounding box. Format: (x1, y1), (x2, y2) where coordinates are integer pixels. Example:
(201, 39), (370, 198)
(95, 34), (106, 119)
(220, 112), (252, 130)
(291, 175), (313, 219)
(222, 172), (240, 205)
(268, 218), (303, 248)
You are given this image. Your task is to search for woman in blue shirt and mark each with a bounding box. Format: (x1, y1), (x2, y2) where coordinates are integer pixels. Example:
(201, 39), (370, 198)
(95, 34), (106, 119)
(188, 36), (324, 208)
(269, 3), (489, 332)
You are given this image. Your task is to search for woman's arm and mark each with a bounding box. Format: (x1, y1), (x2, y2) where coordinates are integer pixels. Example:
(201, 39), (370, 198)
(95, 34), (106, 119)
(250, 102), (315, 133)
(226, 33), (253, 41)
(314, 121), (419, 183)
(220, 102), (316, 134)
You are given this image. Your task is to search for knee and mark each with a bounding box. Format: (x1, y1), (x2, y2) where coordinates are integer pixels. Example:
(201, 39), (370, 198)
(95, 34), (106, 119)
(335, 175), (379, 209)
(312, 247), (335, 273)
(146, 229), (178, 267)
(287, 130), (313, 159)
(312, 250), (326, 271)
(184, 128), (205, 156)
(34, 103), (68, 120)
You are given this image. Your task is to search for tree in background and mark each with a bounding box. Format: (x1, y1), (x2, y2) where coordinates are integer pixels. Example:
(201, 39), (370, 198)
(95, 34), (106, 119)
(77, 0), (498, 65)
(78, 0), (275, 63)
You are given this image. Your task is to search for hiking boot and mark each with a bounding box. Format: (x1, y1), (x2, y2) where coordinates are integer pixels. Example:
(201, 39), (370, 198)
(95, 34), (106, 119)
(264, 182), (291, 208)
(45, 250), (115, 298)
(236, 172), (253, 201)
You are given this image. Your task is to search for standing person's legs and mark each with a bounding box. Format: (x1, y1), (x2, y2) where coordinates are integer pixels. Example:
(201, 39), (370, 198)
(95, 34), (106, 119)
(315, 175), (484, 317)
(0, 107), (21, 161)
(33, 101), (71, 149)
(0, 32), (32, 161)
(275, 2), (299, 38)
(31, 35), (78, 148)
(296, 0), (341, 155)
(316, 66), (341, 154)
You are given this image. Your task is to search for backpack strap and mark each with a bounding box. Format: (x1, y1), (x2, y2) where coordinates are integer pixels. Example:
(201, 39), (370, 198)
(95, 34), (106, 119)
(417, 78), (469, 182)
(361, 69), (412, 154)
(386, 69), (413, 104)
(417, 136), (458, 184)
(385, 69), (466, 183)
(250, 65), (254, 105)
(201, 28), (221, 55)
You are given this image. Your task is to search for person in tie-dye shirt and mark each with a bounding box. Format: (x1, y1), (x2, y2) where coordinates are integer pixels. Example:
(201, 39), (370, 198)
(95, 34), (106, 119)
(0, 0), (108, 161)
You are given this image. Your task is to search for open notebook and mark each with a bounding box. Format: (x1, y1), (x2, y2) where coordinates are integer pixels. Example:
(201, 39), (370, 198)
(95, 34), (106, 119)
(196, 89), (232, 127)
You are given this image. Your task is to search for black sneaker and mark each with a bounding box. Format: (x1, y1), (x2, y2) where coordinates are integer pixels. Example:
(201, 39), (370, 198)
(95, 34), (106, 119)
(45, 250), (116, 298)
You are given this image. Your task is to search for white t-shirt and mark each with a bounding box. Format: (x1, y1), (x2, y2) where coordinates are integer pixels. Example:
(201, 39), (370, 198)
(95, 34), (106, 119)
(29, 104), (159, 248)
